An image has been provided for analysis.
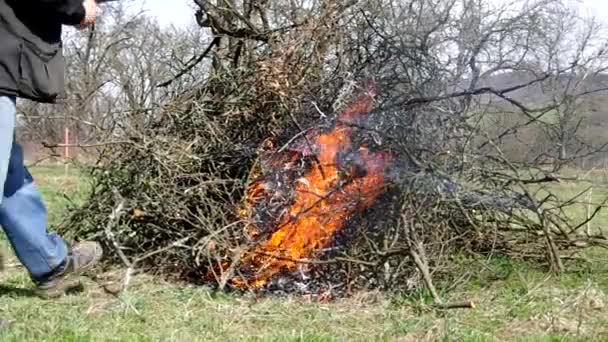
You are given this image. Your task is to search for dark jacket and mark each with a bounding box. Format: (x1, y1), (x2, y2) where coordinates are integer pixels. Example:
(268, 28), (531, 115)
(1, 0), (84, 196)
(0, 0), (85, 103)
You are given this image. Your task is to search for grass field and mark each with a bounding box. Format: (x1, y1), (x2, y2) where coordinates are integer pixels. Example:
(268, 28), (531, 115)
(1, 165), (608, 341)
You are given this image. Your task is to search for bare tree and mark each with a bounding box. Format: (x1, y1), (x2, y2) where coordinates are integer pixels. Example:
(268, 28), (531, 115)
(17, 3), (208, 160)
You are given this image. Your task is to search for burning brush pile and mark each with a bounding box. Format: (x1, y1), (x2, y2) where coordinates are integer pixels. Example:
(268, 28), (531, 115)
(60, 80), (604, 298)
(217, 84), (393, 291)
(58, 0), (608, 299)
(202, 84), (544, 295)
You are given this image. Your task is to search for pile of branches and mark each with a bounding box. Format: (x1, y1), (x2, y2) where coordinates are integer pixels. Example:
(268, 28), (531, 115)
(59, 0), (608, 298)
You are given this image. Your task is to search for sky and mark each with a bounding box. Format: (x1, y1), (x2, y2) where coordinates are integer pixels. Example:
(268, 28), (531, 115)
(128, 0), (608, 28)
(578, 0), (608, 19)
(129, 0), (196, 27)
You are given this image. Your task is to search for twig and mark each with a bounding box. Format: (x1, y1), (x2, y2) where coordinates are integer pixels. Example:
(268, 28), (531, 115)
(410, 243), (441, 303)
(277, 126), (318, 153)
(434, 301), (476, 310)
(157, 37), (221, 88)
(586, 187), (593, 236)
(311, 101), (327, 118)
(134, 237), (192, 264)
(104, 195), (130, 271)
(93, 194), (145, 319)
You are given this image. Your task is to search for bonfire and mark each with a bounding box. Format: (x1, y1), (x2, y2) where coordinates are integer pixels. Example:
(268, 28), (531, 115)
(214, 84), (393, 289)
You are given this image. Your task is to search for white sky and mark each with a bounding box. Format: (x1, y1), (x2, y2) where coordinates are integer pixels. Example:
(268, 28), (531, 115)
(578, 0), (608, 19)
(127, 0), (608, 28)
(128, 0), (197, 27)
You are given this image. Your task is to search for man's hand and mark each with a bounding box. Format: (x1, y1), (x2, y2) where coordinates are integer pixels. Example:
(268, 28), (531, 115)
(79, 0), (100, 27)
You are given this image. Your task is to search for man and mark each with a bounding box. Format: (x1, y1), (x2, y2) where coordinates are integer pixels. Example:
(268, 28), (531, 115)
(0, 0), (103, 298)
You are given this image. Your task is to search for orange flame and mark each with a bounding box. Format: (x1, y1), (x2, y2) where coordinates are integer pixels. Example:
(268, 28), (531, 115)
(228, 84), (391, 288)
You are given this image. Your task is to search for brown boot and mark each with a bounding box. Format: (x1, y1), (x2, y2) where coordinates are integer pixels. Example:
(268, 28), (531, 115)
(35, 241), (103, 299)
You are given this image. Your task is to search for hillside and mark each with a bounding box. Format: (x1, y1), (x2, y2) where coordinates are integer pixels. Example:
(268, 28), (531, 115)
(461, 71), (608, 167)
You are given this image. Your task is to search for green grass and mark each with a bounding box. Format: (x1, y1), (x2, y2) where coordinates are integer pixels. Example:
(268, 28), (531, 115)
(1, 165), (608, 341)
(534, 168), (608, 235)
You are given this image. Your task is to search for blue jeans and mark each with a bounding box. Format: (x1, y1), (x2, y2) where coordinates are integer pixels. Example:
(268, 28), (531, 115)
(0, 96), (68, 281)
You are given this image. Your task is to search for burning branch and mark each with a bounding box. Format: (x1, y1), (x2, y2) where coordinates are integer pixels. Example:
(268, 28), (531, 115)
(226, 86), (393, 289)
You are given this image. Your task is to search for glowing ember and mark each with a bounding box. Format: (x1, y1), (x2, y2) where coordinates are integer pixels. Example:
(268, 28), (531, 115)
(231, 84), (391, 288)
